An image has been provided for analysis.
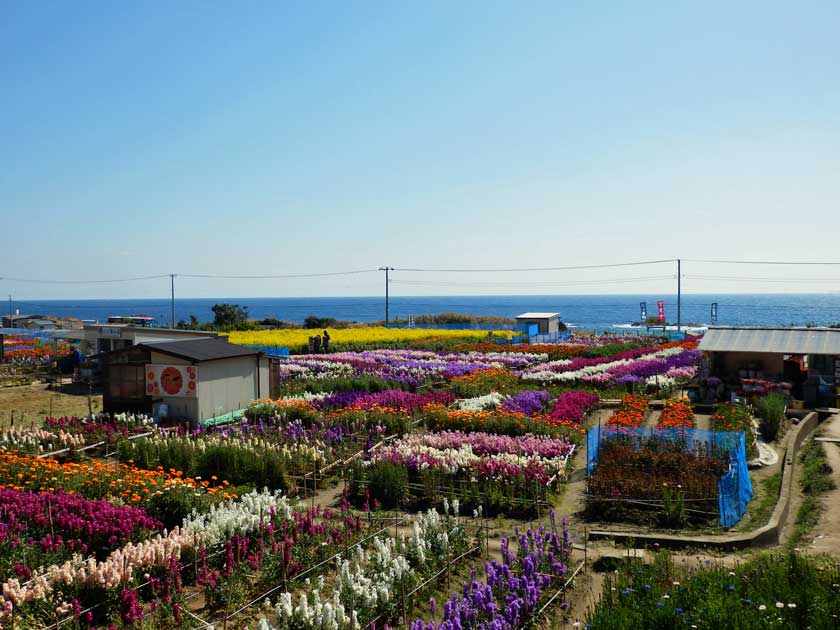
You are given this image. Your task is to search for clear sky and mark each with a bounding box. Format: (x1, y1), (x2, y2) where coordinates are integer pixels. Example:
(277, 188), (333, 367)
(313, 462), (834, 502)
(2, 1), (840, 299)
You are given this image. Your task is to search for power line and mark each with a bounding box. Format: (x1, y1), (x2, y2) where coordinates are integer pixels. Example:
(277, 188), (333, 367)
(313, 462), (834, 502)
(180, 269), (379, 279)
(391, 275), (674, 287)
(394, 259), (676, 273)
(0, 274), (170, 284)
(685, 259), (840, 265)
(686, 275), (840, 284)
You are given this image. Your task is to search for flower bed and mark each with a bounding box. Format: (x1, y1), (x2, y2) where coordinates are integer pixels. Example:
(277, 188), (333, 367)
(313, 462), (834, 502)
(657, 399), (695, 429)
(315, 389), (455, 413)
(712, 403), (757, 458)
(117, 433), (328, 493)
(587, 439), (729, 526)
(422, 404), (585, 440)
(267, 349), (537, 386)
(226, 327), (512, 352)
(0, 488), (163, 582)
(0, 452), (233, 516)
(606, 395), (649, 428)
(410, 513), (574, 629)
(519, 341), (700, 388)
(353, 431), (574, 515)
(588, 551), (840, 629)
(0, 488), (369, 629)
(549, 390), (600, 425)
(258, 505), (474, 630)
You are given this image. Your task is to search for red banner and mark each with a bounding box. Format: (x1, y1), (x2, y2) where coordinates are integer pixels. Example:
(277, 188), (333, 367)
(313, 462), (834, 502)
(656, 300), (665, 322)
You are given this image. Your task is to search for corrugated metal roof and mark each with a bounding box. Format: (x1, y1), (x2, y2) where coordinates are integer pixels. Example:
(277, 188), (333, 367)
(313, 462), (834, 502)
(698, 327), (840, 355)
(516, 312), (560, 319)
(140, 338), (261, 362)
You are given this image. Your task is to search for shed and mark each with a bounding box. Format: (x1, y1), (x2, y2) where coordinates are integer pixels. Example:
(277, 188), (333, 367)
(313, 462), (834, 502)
(24, 319), (57, 330)
(515, 312), (562, 335)
(102, 337), (270, 423)
(699, 326), (840, 406)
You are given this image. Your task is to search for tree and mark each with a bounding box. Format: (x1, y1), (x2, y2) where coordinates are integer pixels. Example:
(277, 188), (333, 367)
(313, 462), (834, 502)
(303, 315), (338, 329)
(177, 314), (201, 330)
(212, 303), (249, 329)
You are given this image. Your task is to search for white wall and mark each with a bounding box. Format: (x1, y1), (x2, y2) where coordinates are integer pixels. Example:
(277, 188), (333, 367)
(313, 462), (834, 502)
(197, 356), (259, 421)
(258, 357), (270, 400)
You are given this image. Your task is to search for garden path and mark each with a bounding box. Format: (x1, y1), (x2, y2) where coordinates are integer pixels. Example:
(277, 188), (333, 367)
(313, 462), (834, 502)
(640, 409), (660, 429)
(802, 414), (840, 554)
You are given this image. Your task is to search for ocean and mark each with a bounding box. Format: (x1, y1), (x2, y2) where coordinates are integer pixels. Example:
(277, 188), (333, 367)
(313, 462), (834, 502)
(10, 294), (840, 330)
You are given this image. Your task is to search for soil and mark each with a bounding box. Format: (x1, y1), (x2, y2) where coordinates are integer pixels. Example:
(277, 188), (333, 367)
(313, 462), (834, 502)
(800, 414), (840, 554)
(0, 382), (103, 427)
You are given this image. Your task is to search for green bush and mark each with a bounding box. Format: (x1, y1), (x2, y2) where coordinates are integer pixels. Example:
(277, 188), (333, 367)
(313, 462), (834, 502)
(351, 461), (408, 508)
(145, 485), (213, 529)
(755, 393), (786, 442)
(589, 551), (840, 629)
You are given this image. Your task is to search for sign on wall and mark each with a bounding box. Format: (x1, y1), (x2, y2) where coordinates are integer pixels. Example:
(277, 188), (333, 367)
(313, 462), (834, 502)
(145, 364), (197, 397)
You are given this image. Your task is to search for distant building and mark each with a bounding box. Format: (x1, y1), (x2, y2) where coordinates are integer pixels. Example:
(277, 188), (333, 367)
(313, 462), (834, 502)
(101, 337), (271, 423)
(515, 312), (563, 335)
(23, 319), (57, 331)
(699, 326), (840, 408)
(82, 323), (218, 354)
(2, 314), (48, 329)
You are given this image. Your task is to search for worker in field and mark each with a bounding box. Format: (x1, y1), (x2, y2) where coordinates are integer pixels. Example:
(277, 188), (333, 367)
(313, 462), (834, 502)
(322, 329), (330, 353)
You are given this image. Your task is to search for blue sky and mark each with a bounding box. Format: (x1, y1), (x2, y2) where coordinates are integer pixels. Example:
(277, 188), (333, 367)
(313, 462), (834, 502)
(2, 1), (840, 299)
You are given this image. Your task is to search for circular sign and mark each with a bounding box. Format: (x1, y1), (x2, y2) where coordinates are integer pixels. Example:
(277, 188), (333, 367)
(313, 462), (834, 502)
(159, 367), (184, 396)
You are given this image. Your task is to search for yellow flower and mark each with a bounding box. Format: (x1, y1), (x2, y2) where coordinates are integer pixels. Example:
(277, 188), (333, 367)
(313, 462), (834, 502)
(225, 326), (504, 347)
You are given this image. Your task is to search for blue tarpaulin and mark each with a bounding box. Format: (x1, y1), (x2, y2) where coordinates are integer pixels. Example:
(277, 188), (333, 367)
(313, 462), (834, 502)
(586, 425), (753, 528)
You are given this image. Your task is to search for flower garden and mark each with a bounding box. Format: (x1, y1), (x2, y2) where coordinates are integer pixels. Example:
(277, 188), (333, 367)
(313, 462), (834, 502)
(1, 332), (785, 628)
(0, 337), (70, 366)
(585, 396), (753, 528)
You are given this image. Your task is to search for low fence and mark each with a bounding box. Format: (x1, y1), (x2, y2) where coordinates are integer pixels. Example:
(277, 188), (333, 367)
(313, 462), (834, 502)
(241, 344), (290, 357)
(384, 322), (526, 331)
(586, 425), (753, 528)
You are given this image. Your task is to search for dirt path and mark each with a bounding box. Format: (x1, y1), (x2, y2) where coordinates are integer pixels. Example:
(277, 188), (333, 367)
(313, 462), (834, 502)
(0, 382), (102, 426)
(694, 413), (712, 432)
(802, 415), (840, 553)
(641, 409), (660, 429)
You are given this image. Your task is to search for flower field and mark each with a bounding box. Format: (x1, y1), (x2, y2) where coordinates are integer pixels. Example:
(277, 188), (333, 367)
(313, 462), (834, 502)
(588, 551), (840, 629)
(226, 327), (515, 353)
(587, 397), (752, 527)
(0, 333), (713, 628)
(410, 512), (574, 630)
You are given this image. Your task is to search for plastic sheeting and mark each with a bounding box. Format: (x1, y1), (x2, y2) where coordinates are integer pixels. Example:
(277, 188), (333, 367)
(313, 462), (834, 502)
(586, 425), (753, 528)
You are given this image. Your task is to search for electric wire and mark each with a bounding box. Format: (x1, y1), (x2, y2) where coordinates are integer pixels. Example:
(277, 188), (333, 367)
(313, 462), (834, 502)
(393, 259), (677, 273)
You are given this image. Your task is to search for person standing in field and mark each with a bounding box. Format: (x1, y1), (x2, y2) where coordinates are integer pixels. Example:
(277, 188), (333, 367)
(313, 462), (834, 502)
(322, 330), (330, 353)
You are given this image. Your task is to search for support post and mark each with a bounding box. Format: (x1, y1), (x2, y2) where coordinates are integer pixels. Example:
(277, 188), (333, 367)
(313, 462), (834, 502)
(378, 266), (393, 323)
(676, 259), (681, 332)
(170, 274), (176, 329)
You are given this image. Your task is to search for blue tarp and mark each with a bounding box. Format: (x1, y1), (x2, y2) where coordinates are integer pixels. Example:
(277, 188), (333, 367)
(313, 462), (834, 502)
(242, 344), (290, 357)
(586, 425), (753, 528)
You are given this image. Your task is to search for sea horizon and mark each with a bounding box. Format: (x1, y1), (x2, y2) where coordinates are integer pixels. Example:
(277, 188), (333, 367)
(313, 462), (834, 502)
(8, 293), (840, 330)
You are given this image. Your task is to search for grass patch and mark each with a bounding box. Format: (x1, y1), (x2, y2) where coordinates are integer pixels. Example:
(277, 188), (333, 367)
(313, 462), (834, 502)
(734, 471), (782, 531)
(788, 440), (836, 547)
(587, 550), (840, 628)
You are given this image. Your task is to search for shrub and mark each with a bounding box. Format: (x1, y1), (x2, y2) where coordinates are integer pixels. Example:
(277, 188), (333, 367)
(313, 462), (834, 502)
(755, 392), (786, 442)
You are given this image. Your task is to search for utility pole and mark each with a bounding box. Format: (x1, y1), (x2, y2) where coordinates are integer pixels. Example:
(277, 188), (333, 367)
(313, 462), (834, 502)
(378, 267), (393, 323)
(8, 295), (11, 323)
(170, 274), (176, 329)
(676, 259), (681, 332)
